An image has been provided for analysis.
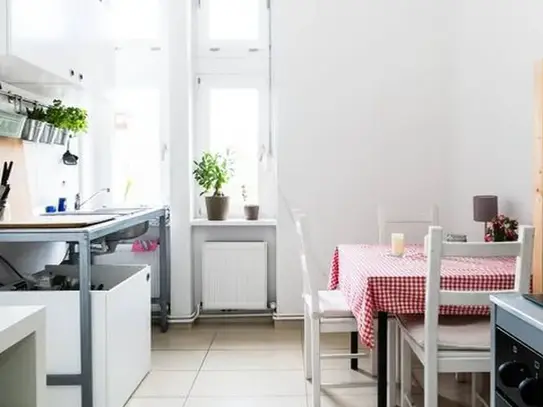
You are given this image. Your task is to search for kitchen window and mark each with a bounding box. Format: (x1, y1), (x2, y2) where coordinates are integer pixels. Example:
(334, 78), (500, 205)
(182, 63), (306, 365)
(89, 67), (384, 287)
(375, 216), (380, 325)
(194, 0), (272, 218)
(111, 1), (169, 207)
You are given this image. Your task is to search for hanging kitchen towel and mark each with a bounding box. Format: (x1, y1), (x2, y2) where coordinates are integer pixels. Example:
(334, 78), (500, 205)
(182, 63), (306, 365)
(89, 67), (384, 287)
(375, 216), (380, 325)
(132, 239), (159, 252)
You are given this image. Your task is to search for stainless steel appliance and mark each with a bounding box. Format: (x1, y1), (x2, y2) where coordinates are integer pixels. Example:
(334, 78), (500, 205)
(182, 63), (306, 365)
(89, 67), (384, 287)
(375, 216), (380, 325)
(492, 294), (543, 407)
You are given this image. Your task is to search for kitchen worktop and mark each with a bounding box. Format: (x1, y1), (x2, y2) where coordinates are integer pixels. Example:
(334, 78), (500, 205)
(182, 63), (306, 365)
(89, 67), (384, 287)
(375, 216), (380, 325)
(490, 293), (543, 332)
(0, 207), (165, 240)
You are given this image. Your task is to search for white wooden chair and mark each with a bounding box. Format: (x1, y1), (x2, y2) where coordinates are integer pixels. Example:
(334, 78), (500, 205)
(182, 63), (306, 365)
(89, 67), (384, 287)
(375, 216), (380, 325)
(295, 215), (373, 407)
(374, 204), (440, 390)
(398, 225), (534, 407)
(378, 204), (440, 245)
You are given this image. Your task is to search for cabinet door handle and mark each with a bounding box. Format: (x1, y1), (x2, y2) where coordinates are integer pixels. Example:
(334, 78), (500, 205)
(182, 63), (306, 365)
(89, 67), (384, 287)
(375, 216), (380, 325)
(70, 69), (75, 76)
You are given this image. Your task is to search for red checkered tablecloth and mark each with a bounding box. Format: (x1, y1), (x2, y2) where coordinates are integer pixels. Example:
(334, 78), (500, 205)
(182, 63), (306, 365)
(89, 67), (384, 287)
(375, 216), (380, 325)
(328, 244), (516, 348)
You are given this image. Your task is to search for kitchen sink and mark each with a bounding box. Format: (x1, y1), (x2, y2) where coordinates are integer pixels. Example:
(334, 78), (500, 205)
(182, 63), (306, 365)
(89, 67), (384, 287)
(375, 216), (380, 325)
(44, 207), (150, 244)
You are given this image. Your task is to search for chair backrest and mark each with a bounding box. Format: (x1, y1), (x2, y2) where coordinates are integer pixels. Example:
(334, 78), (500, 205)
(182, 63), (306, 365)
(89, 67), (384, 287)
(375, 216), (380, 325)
(378, 204), (439, 244)
(424, 225), (534, 366)
(294, 213), (319, 313)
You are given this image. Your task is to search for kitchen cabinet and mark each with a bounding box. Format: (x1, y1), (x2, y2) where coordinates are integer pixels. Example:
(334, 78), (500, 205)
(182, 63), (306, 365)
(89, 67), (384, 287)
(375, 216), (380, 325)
(0, 0), (112, 88)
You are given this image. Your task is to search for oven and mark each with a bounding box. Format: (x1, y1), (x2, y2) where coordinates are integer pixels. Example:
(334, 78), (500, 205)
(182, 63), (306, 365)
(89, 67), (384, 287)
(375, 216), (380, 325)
(495, 327), (543, 407)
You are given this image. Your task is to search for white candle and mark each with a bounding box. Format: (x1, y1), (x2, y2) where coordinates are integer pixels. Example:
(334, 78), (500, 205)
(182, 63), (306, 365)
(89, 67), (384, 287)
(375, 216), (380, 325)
(391, 233), (405, 256)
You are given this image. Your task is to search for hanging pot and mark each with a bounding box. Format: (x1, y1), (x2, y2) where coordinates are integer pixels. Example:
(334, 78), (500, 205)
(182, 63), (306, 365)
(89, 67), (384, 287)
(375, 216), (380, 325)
(21, 119), (45, 142)
(39, 124), (53, 143)
(54, 129), (71, 146)
(48, 127), (61, 144)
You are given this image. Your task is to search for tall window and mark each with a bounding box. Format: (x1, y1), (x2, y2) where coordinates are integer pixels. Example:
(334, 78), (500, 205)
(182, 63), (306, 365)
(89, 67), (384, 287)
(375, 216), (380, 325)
(111, 0), (169, 206)
(195, 0), (271, 218)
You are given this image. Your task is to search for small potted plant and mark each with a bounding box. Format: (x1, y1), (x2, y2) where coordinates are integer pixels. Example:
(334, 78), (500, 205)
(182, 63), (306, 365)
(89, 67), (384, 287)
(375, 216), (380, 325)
(21, 105), (47, 142)
(44, 99), (66, 144)
(241, 184), (259, 221)
(60, 105), (88, 145)
(193, 152), (234, 221)
(485, 215), (519, 242)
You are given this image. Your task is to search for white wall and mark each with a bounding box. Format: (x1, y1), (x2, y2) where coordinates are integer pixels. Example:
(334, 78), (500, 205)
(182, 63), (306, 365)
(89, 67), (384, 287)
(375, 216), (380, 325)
(273, 0), (453, 315)
(445, 0), (543, 240)
(166, 0), (543, 317)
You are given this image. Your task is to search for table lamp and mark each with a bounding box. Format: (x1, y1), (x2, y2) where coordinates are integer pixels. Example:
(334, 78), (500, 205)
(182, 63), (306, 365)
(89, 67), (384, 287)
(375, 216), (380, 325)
(473, 195), (498, 237)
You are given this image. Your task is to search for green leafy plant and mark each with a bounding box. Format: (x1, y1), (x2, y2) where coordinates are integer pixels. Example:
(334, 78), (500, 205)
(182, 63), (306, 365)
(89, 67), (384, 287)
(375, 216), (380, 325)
(45, 100), (88, 134)
(45, 99), (67, 128)
(26, 106), (47, 121)
(193, 152), (234, 196)
(64, 106), (88, 133)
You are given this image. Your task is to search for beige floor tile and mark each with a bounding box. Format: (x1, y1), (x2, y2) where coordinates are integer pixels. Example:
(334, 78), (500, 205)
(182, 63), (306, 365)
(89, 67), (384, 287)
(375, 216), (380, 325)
(151, 350), (208, 371)
(306, 370), (377, 397)
(202, 350), (303, 370)
(126, 398), (185, 407)
(152, 329), (215, 350)
(309, 394), (377, 407)
(190, 370), (307, 397)
(133, 371), (198, 398)
(185, 396), (307, 407)
(212, 329), (302, 350)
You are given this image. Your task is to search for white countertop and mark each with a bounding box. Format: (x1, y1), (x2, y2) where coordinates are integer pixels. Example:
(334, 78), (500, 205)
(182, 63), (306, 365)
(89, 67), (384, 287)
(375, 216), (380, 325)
(490, 293), (543, 332)
(0, 305), (45, 354)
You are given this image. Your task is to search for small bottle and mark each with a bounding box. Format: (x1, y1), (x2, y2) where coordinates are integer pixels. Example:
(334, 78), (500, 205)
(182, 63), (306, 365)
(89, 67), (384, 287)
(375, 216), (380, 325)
(58, 197), (67, 212)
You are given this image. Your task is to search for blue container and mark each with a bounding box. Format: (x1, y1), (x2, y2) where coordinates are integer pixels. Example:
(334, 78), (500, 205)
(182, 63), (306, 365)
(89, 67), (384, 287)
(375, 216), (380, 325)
(45, 205), (57, 213)
(58, 197), (67, 212)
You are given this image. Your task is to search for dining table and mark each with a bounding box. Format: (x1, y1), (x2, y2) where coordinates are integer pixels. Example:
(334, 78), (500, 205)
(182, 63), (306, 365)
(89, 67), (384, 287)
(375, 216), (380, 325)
(328, 244), (517, 407)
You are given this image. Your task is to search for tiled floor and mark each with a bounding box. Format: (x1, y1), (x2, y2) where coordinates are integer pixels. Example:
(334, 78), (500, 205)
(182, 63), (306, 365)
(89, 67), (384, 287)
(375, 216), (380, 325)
(126, 322), (480, 407)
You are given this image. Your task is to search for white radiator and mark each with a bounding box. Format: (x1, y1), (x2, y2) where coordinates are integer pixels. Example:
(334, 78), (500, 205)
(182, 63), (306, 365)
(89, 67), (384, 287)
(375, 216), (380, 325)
(202, 241), (268, 311)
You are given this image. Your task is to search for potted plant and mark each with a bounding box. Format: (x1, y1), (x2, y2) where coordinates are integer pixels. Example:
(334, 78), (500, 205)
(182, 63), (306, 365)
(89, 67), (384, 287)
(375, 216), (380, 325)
(21, 105), (47, 142)
(48, 100), (88, 146)
(485, 215), (519, 242)
(241, 184), (259, 221)
(193, 152), (234, 221)
(44, 99), (66, 144)
(61, 105), (88, 144)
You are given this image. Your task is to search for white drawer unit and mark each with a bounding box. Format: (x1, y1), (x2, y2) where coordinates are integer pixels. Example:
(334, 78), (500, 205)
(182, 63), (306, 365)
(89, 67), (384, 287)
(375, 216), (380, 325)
(0, 264), (151, 407)
(202, 241), (268, 311)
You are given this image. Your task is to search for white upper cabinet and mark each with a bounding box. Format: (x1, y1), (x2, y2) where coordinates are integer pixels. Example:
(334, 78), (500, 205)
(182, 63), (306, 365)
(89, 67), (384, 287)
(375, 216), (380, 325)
(0, 0), (113, 89)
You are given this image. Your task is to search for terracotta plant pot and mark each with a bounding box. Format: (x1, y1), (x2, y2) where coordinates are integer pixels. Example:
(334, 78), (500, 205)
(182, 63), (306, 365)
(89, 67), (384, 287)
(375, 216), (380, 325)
(244, 205), (260, 221)
(205, 196), (230, 221)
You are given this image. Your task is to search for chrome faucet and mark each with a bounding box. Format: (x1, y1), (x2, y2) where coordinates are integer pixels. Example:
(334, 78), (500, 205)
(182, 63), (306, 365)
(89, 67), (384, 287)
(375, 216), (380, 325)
(74, 188), (111, 210)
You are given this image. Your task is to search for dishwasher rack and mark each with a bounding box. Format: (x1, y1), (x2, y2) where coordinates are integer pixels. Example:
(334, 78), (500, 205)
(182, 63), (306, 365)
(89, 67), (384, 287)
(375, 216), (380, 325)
(0, 207), (170, 407)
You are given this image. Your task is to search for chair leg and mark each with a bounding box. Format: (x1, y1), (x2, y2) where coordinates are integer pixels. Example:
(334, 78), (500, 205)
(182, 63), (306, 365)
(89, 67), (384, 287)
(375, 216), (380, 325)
(350, 332), (358, 370)
(310, 316), (321, 407)
(387, 319), (397, 407)
(303, 305), (312, 380)
(400, 333), (411, 407)
(395, 324), (401, 385)
(424, 355), (438, 407)
(471, 373), (478, 407)
(371, 319), (378, 376)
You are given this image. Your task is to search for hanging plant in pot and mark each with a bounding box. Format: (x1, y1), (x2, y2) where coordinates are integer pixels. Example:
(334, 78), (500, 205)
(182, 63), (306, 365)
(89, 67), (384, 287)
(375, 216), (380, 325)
(193, 152), (234, 221)
(21, 105), (47, 142)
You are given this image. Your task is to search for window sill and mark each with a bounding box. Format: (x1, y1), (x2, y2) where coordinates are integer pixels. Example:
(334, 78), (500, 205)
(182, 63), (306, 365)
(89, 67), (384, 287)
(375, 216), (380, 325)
(190, 218), (277, 227)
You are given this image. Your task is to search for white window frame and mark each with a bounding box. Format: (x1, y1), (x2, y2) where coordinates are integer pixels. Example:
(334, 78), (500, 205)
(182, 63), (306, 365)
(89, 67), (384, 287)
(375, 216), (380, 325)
(111, 47), (170, 206)
(194, 74), (270, 218)
(197, 0), (270, 58)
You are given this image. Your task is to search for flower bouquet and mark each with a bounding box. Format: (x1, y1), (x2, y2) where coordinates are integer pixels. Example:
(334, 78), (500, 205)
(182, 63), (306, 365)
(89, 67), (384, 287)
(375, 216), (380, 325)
(484, 215), (519, 242)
